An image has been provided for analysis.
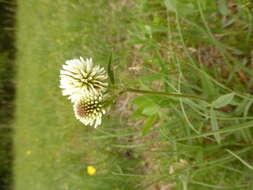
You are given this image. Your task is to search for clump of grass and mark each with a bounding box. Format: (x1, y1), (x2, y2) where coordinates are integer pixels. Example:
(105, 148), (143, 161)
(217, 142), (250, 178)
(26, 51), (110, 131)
(112, 0), (253, 189)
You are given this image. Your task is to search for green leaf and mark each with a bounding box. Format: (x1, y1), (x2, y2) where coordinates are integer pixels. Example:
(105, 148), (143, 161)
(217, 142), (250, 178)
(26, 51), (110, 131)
(164, 0), (194, 16)
(164, 0), (177, 12)
(210, 107), (221, 144)
(131, 96), (152, 108)
(107, 52), (114, 85)
(129, 107), (144, 119)
(212, 93), (235, 108)
(142, 114), (158, 136)
(142, 104), (159, 116)
(200, 71), (216, 99)
(217, 0), (229, 16)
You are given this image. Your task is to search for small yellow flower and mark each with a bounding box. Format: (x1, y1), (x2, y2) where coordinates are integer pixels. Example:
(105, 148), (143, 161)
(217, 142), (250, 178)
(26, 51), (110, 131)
(87, 165), (96, 176)
(26, 150), (32, 155)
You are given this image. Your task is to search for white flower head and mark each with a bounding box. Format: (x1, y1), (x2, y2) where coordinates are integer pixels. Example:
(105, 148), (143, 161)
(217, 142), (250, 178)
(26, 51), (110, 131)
(73, 92), (106, 128)
(60, 57), (108, 102)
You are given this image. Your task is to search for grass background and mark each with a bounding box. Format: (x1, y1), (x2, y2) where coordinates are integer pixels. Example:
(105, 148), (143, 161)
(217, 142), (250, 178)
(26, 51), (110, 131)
(15, 0), (253, 190)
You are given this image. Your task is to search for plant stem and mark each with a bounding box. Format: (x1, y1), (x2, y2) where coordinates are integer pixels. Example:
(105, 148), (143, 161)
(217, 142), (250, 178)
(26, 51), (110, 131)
(122, 88), (209, 102)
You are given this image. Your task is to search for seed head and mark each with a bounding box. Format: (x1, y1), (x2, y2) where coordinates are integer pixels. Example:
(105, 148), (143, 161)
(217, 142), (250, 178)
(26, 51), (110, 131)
(73, 93), (106, 128)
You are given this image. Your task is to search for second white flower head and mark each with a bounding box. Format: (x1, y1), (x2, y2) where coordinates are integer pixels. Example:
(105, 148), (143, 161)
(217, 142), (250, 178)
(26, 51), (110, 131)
(74, 92), (106, 128)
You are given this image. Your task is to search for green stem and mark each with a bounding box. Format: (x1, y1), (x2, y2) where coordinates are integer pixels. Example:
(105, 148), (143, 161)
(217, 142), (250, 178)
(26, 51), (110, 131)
(122, 88), (209, 102)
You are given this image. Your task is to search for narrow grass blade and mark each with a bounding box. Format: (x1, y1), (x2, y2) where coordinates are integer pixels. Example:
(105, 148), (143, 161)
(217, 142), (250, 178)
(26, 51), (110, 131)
(226, 149), (253, 170)
(107, 52), (114, 85)
(176, 120), (253, 141)
(191, 180), (247, 189)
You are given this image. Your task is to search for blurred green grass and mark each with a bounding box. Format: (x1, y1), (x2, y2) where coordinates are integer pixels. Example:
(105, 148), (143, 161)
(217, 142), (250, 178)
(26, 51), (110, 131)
(0, 0), (15, 189)
(0, 52), (14, 190)
(15, 0), (140, 190)
(15, 0), (253, 190)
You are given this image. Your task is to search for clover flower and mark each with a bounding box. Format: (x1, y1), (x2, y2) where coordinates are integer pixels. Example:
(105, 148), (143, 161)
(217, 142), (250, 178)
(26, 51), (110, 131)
(60, 57), (108, 102)
(73, 92), (106, 128)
